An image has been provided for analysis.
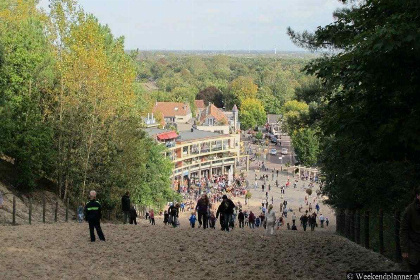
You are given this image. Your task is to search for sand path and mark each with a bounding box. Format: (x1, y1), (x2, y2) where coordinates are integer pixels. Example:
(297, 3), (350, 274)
(0, 220), (399, 280)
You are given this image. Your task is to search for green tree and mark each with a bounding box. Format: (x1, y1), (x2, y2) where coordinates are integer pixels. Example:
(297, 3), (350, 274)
(48, 0), (179, 207)
(281, 100), (309, 134)
(257, 87), (282, 114)
(292, 128), (319, 166)
(0, 0), (55, 189)
(288, 0), (420, 211)
(229, 76), (258, 103)
(240, 98), (266, 130)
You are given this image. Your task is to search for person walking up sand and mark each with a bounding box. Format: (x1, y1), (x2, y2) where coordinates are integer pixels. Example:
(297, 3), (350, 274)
(163, 210), (169, 225)
(189, 212), (197, 228)
(209, 212), (216, 229)
(300, 213), (308, 231)
(249, 211), (256, 229)
(169, 203), (179, 227)
(196, 194), (210, 229)
(216, 195), (235, 232)
(149, 209), (155, 225)
(129, 205), (137, 225)
(265, 205), (276, 235)
(121, 191), (130, 224)
(238, 210), (245, 228)
(309, 213), (316, 231)
(84, 190), (105, 242)
(319, 214), (325, 228)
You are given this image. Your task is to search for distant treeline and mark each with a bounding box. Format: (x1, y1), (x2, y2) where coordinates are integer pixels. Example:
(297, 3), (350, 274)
(132, 51), (316, 115)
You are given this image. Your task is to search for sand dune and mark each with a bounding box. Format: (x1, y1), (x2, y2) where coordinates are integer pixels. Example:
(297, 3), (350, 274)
(0, 218), (400, 280)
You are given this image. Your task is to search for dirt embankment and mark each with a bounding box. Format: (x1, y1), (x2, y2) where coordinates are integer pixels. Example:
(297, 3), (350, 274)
(0, 182), (75, 225)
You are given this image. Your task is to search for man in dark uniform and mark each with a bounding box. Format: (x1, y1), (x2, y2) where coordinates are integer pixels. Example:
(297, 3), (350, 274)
(401, 187), (420, 272)
(84, 190), (105, 242)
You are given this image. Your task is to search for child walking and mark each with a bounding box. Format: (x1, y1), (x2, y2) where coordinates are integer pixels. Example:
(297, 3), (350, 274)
(150, 209), (155, 225)
(189, 212), (197, 228)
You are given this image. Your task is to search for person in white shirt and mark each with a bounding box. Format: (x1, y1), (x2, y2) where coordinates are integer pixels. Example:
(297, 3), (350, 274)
(319, 214), (325, 228)
(265, 204), (276, 235)
(292, 213), (297, 225)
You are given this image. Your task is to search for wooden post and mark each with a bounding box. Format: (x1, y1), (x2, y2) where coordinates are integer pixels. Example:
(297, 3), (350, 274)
(379, 209), (384, 255)
(42, 194), (46, 223)
(54, 201), (58, 223)
(395, 211), (402, 262)
(355, 210), (361, 244)
(65, 198), (69, 222)
(365, 211), (370, 249)
(341, 210), (345, 235)
(29, 197), (32, 225)
(350, 210), (355, 242)
(337, 209), (344, 235)
(336, 209), (340, 234)
(12, 196), (16, 225)
(345, 210), (350, 238)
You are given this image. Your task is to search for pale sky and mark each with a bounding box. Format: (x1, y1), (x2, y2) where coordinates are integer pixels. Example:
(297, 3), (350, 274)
(39, 0), (345, 51)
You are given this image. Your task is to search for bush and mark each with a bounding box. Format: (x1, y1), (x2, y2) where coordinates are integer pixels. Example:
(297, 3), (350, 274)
(306, 188), (312, 196)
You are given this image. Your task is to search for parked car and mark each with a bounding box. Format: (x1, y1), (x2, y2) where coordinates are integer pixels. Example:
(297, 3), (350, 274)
(281, 148), (288, 155)
(270, 136), (277, 143)
(270, 149), (277, 155)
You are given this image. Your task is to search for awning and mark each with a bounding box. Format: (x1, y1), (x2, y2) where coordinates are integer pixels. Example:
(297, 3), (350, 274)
(157, 131), (178, 140)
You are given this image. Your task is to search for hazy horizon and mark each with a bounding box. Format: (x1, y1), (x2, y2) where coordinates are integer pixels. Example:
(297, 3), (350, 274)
(38, 0), (344, 52)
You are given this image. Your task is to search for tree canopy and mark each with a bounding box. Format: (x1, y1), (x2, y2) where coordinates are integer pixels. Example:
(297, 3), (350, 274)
(134, 52), (315, 114)
(0, 0), (179, 209)
(288, 0), (420, 211)
(239, 98), (266, 130)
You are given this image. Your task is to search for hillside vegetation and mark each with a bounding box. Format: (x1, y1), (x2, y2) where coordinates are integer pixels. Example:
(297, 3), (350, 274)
(0, 0), (179, 210)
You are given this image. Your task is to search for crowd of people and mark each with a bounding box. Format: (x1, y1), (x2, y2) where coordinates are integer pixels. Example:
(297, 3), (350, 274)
(83, 159), (328, 242)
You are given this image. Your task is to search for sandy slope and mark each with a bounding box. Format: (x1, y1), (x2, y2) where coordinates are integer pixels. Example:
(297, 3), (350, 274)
(0, 218), (400, 280)
(0, 151), (400, 279)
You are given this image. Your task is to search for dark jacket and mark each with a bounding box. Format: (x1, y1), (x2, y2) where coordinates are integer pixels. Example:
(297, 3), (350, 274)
(401, 199), (420, 264)
(216, 199), (235, 218)
(249, 213), (255, 223)
(169, 205), (179, 217)
(121, 195), (130, 211)
(196, 198), (209, 213)
(238, 212), (245, 221)
(129, 207), (137, 219)
(84, 200), (102, 221)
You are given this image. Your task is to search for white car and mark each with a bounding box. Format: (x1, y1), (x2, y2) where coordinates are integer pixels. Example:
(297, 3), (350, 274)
(281, 148), (288, 155)
(270, 149), (277, 155)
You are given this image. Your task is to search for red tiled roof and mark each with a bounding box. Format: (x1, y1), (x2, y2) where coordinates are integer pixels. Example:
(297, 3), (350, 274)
(152, 102), (191, 117)
(200, 104), (228, 124)
(194, 100), (205, 109)
(157, 131), (178, 140)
